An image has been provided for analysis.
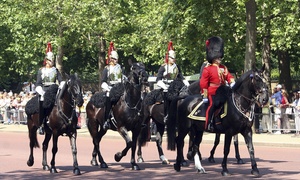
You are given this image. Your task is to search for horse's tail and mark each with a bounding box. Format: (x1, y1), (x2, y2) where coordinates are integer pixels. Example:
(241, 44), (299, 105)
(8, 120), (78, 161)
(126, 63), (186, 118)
(138, 104), (151, 147)
(167, 99), (178, 151)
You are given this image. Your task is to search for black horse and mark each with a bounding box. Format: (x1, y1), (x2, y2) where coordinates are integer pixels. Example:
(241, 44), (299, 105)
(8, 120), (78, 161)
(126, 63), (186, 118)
(137, 79), (186, 164)
(138, 79), (244, 165)
(25, 74), (84, 175)
(86, 61), (149, 170)
(167, 66), (268, 176)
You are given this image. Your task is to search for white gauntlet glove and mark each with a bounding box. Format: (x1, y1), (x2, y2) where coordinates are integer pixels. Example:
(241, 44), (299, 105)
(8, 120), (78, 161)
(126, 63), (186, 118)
(101, 82), (111, 92)
(157, 80), (168, 90)
(183, 79), (190, 87)
(36, 86), (45, 101)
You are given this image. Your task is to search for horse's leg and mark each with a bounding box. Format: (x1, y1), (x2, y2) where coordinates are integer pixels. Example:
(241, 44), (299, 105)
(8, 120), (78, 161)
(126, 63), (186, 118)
(97, 130), (108, 168)
(156, 122), (169, 164)
(69, 132), (81, 175)
(208, 133), (221, 163)
(115, 127), (132, 162)
(233, 134), (244, 164)
(49, 133), (59, 173)
(174, 129), (189, 172)
(192, 130), (205, 173)
(41, 132), (51, 171)
(130, 129), (141, 170)
(242, 130), (260, 177)
(186, 129), (195, 161)
(27, 123), (39, 167)
(221, 134), (232, 176)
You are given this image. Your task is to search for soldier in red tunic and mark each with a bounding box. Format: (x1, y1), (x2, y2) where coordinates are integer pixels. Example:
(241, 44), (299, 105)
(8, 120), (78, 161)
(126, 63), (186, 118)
(200, 36), (235, 132)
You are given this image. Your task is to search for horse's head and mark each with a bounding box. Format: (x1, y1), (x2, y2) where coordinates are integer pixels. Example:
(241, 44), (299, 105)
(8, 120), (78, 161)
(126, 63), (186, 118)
(250, 65), (269, 106)
(129, 62), (149, 86)
(66, 74), (84, 107)
(233, 64), (268, 107)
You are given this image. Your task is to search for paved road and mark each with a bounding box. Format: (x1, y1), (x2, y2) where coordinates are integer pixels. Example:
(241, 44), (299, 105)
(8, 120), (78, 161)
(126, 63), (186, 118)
(0, 125), (300, 179)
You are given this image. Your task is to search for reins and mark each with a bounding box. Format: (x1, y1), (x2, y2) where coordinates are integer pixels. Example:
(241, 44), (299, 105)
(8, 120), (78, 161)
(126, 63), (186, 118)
(57, 81), (78, 125)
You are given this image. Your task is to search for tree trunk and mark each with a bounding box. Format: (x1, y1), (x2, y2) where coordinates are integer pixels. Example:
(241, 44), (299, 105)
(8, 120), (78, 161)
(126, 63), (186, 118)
(278, 50), (292, 93)
(98, 37), (106, 91)
(244, 0), (257, 72)
(262, 35), (271, 92)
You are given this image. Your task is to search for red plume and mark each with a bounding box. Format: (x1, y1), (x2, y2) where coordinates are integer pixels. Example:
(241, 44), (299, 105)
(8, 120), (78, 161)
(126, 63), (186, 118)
(43, 42), (52, 66)
(106, 41), (115, 64)
(165, 41), (174, 63)
(46, 42), (52, 53)
(205, 40), (210, 47)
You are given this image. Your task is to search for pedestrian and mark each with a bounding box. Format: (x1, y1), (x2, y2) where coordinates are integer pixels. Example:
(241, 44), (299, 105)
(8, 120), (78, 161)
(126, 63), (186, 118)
(156, 41), (190, 122)
(291, 91), (300, 137)
(35, 42), (63, 135)
(280, 89), (291, 134)
(272, 84), (283, 134)
(199, 36), (235, 132)
(101, 42), (123, 130)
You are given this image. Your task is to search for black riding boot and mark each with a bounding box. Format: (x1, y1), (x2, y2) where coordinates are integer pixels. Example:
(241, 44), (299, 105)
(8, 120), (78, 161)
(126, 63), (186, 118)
(38, 99), (45, 135)
(163, 92), (169, 123)
(103, 97), (112, 130)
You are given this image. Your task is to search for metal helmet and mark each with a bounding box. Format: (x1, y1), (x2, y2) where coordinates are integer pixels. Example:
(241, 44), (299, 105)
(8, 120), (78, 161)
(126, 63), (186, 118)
(45, 42), (54, 61)
(168, 50), (176, 59)
(110, 50), (119, 60)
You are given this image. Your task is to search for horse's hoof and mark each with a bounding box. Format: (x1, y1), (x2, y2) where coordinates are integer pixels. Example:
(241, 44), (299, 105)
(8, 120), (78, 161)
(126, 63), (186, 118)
(50, 167), (58, 173)
(73, 168), (81, 175)
(114, 152), (122, 162)
(180, 160), (189, 167)
(43, 165), (50, 171)
(100, 162), (108, 168)
(251, 169), (260, 177)
(137, 157), (144, 163)
(197, 168), (206, 174)
(186, 151), (194, 161)
(132, 165), (141, 170)
(208, 157), (215, 163)
(91, 160), (98, 166)
(221, 171), (230, 176)
(27, 160), (34, 167)
(162, 159), (170, 164)
(237, 159), (244, 164)
(174, 163), (181, 172)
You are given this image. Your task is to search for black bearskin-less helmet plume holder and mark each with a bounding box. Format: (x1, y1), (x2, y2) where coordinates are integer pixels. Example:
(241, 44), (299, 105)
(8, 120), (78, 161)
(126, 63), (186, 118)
(205, 36), (224, 64)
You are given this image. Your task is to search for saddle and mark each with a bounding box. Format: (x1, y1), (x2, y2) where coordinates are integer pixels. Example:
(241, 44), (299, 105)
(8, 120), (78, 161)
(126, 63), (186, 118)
(188, 99), (228, 133)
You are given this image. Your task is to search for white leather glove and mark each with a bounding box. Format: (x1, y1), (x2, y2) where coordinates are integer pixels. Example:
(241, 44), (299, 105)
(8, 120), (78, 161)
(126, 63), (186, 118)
(101, 82), (111, 92)
(203, 98), (208, 103)
(157, 80), (168, 90)
(183, 79), (190, 87)
(36, 86), (45, 96)
(59, 81), (65, 89)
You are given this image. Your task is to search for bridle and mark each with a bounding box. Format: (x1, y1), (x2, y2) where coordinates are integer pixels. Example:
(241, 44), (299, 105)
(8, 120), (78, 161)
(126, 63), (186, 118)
(232, 71), (267, 121)
(123, 64), (148, 116)
(57, 78), (83, 125)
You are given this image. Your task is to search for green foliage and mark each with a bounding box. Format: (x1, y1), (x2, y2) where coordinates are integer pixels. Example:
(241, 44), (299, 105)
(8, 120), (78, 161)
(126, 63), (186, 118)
(0, 0), (299, 92)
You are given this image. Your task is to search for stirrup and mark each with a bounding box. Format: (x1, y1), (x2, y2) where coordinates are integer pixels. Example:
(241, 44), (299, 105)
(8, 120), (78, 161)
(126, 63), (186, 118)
(103, 120), (111, 130)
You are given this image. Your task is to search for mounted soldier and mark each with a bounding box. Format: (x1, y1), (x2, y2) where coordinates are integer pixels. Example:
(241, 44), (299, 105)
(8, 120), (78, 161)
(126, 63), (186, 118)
(101, 42), (123, 130)
(35, 42), (64, 135)
(156, 41), (190, 122)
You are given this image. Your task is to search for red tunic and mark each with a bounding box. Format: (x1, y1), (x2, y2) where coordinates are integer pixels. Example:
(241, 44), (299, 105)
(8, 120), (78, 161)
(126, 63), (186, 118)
(200, 63), (234, 96)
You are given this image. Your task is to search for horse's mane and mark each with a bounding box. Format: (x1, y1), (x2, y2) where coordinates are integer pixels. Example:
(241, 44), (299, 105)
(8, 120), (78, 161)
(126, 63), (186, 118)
(232, 70), (252, 91)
